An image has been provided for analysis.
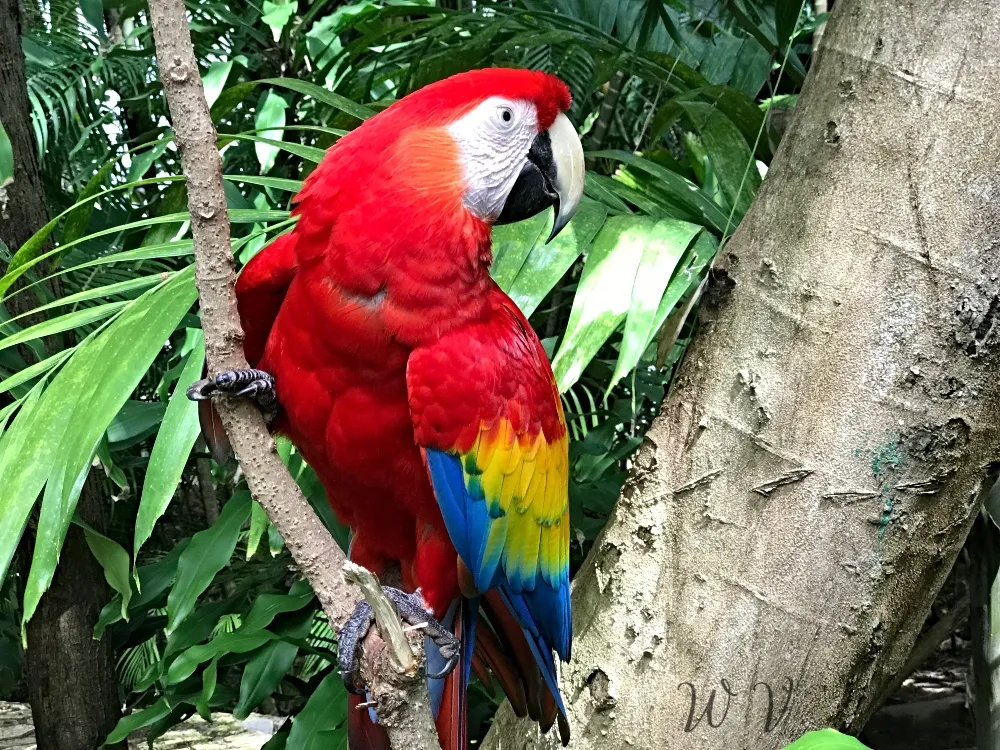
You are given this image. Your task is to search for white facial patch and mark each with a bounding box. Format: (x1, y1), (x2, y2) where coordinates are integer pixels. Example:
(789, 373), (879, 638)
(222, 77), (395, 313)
(447, 97), (539, 220)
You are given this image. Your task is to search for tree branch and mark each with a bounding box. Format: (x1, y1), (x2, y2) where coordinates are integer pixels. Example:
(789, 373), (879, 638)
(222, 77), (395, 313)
(145, 0), (355, 626)
(146, 7), (442, 749)
(344, 562), (441, 749)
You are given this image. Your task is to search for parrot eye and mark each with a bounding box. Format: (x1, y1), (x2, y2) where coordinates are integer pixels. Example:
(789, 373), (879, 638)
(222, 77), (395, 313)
(495, 105), (516, 128)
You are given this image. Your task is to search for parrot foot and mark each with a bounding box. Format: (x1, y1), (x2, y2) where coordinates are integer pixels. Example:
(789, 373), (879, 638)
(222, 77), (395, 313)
(338, 587), (461, 695)
(186, 368), (278, 422)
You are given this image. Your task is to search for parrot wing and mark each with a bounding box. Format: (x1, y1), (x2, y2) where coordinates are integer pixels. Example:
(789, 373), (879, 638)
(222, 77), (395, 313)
(408, 292), (571, 743)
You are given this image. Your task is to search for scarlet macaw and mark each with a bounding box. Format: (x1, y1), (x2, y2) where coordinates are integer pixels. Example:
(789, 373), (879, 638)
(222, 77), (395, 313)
(190, 67), (584, 749)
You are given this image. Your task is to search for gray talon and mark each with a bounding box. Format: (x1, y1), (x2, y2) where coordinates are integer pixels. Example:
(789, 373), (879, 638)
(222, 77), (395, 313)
(337, 587), (461, 694)
(187, 368), (277, 422)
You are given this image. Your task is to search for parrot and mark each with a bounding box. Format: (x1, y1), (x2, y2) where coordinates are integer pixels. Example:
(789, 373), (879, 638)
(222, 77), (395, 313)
(189, 67), (584, 749)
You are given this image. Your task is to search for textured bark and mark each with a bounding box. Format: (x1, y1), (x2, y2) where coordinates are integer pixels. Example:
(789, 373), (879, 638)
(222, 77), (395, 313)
(24, 474), (125, 750)
(0, 0), (48, 263)
(485, 1), (1000, 748)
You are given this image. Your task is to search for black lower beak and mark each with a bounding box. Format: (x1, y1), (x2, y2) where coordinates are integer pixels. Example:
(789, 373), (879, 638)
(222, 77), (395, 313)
(495, 131), (559, 229)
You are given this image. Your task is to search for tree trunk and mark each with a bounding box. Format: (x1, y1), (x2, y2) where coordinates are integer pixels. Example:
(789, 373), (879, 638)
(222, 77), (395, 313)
(1, 3), (125, 747)
(0, 0), (49, 260)
(24, 474), (125, 750)
(486, 1), (1000, 748)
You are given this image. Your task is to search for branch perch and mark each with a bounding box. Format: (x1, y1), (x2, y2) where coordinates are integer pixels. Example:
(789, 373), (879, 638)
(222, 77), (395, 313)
(146, 5), (442, 748)
(344, 562), (442, 749)
(146, 0), (356, 628)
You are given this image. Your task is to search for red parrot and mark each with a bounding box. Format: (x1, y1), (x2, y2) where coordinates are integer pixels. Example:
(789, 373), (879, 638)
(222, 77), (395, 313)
(190, 67), (584, 749)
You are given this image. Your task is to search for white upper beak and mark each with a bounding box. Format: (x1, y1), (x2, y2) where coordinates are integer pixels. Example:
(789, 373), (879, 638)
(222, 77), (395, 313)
(546, 112), (585, 242)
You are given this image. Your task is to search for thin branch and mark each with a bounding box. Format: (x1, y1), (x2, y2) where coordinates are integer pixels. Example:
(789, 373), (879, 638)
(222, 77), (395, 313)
(145, 0), (354, 626)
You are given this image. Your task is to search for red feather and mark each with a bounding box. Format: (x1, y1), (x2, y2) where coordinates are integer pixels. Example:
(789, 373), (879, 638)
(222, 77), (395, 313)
(228, 68), (574, 748)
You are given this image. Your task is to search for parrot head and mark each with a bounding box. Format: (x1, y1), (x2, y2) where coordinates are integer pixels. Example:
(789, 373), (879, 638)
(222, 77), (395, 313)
(295, 68), (585, 245)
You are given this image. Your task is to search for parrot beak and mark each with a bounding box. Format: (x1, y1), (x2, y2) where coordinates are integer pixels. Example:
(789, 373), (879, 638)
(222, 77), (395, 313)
(496, 113), (585, 243)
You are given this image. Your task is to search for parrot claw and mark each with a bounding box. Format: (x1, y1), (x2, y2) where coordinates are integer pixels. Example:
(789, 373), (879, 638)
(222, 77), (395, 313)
(186, 368), (278, 422)
(337, 587), (461, 694)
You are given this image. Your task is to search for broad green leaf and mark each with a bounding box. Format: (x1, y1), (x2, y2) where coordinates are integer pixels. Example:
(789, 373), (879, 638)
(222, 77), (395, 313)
(234, 639), (299, 719)
(166, 629), (275, 684)
(78, 520), (132, 621)
(589, 149), (730, 234)
(225, 134), (326, 164)
(490, 211), (550, 291)
(261, 78), (374, 121)
(553, 216), (675, 391)
(241, 584), (314, 632)
(0, 301), (128, 354)
(94, 538), (190, 639)
(19, 275), (165, 321)
(0, 348), (70, 398)
(127, 136), (172, 183)
(95, 436), (128, 490)
(0, 385), (47, 588)
(196, 658), (219, 720)
(286, 671), (348, 750)
(607, 221), (703, 393)
(775, 0), (804, 51)
(781, 729), (871, 750)
(78, 0), (105, 34)
(20, 271), (198, 629)
(203, 60), (234, 108)
(262, 0), (296, 37)
(234, 608), (313, 719)
(0, 120), (12, 187)
(679, 101), (762, 228)
(107, 400), (167, 447)
(103, 698), (172, 745)
(247, 500), (269, 560)
(645, 231), (719, 350)
(133, 333), (206, 561)
(507, 201), (608, 318)
(166, 491), (252, 633)
(254, 91), (289, 174)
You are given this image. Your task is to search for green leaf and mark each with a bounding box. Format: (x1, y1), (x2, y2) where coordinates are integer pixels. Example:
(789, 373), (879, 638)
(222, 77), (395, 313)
(234, 609), (313, 719)
(589, 150), (730, 234)
(196, 657), (219, 720)
(286, 671), (348, 750)
(507, 201), (607, 318)
(246, 500), (269, 560)
(0, 120), (12, 188)
(17, 272), (198, 630)
(78, 0), (105, 34)
(241, 585), (314, 632)
(262, 0), (296, 37)
(607, 221), (703, 393)
(166, 490), (252, 634)
(202, 60), (234, 108)
(235, 640), (298, 718)
(107, 400), (167, 447)
(0, 348), (71, 398)
(94, 539), (190, 639)
(78, 520), (132, 621)
(0, 301), (128, 355)
(679, 102), (762, 227)
(254, 91), (289, 174)
(490, 212), (550, 292)
(553, 216), (690, 391)
(134, 333), (205, 562)
(645, 230), (719, 350)
(166, 629), (276, 684)
(775, 0), (803, 52)
(103, 698), (172, 746)
(261, 78), (374, 122)
(781, 729), (871, 750)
